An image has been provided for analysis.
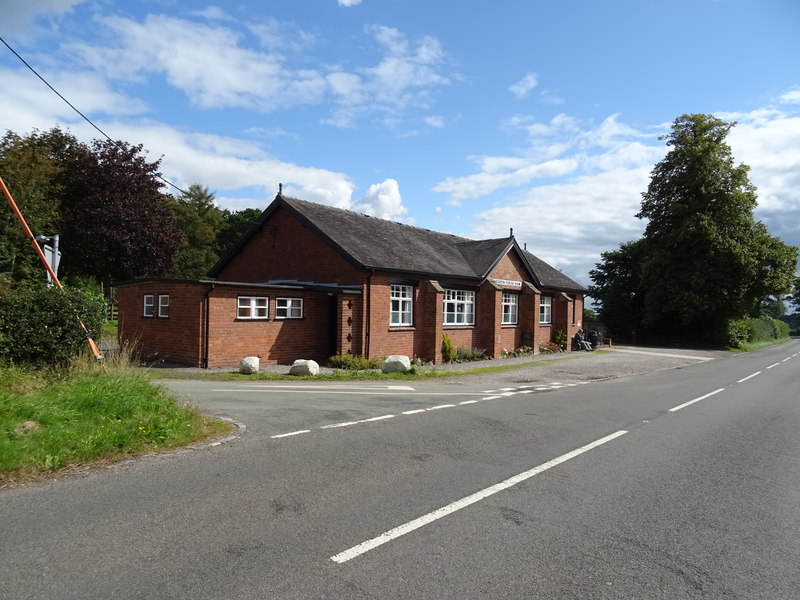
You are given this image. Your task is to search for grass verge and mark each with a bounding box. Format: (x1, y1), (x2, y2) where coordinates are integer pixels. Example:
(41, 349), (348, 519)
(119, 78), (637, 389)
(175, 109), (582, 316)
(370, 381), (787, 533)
(1, 359), (231, 488)
(146, 354), (590, 382)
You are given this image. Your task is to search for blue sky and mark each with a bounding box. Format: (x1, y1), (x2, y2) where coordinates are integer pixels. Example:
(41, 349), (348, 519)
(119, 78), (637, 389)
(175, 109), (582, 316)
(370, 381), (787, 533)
(2, 0), (799, 287)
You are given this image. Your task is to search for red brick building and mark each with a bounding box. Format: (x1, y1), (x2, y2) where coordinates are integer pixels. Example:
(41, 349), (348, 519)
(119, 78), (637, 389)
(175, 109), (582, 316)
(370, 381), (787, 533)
(115, 193), (586, 367)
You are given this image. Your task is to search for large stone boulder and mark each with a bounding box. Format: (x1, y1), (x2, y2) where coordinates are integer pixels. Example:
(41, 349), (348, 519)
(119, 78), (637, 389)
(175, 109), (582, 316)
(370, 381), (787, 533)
(290, 359), (319, 376)
(382, 354), (412, 373)
(239, 356), (259, 374)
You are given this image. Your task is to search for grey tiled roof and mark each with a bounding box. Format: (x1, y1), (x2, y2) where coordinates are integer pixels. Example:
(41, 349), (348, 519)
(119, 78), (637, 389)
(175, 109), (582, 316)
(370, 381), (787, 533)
(212, 194), (585, 291)
(522, 249), (586, 291)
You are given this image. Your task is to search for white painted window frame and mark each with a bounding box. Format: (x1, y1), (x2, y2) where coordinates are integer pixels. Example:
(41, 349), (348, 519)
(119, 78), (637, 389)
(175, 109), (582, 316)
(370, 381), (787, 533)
(390, 284), (413, 326)
(443, 289), (475, 326)
(276, 297), (303, 319)
(501, 292), (518, 325)
(238, 296), (269, 320)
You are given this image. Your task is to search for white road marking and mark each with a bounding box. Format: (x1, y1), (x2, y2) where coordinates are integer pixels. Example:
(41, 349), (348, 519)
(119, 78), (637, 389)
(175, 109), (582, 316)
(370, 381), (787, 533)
(459, 400), (478, 405)
(270, 430), (310, 439)
(737, 371), (762, 383)
(783, 357), (792, 362)
(330, 430), (629, 564)
(401, 409), (426, 415)
(244, 384), (416, 391)
(669, 388), (725, 412)
(767, 363), (780, 369)
(427, 404), (455, 411)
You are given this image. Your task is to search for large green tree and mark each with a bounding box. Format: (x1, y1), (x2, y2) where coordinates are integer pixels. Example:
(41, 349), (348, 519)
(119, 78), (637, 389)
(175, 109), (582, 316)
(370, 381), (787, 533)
(0, 128), (83, 281)
(590, 114), (797, 342)
(588, 240), (646, 338)
(58, 138), (181, 284)
(166, 184), (224, 279)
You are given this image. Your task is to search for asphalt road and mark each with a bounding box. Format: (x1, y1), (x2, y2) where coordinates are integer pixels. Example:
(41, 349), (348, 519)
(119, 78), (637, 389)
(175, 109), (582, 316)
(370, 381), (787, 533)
(1, 342), (798, 599)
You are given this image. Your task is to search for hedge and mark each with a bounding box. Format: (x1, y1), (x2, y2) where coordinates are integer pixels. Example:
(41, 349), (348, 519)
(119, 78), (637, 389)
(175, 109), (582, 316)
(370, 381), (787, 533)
(0, 281), (106, 365)
(727, 316), (790, 349)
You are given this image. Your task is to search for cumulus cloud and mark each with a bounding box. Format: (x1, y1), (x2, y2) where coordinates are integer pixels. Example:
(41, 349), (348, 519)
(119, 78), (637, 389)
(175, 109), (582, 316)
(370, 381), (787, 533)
(352, 178), (410, 221)
(67, 15), (327, 112)
(55, 14), (450, 129)
(453, 107), (800, 286)
(338, 0), (363, 5)
(324, 25), (451, 128)
(4, 0), (85, 32)
(509, 73), (538, 99)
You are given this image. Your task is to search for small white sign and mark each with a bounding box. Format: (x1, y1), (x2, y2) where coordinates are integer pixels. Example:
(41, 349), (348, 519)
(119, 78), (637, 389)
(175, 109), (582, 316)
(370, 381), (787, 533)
(493, 278), (522, 287)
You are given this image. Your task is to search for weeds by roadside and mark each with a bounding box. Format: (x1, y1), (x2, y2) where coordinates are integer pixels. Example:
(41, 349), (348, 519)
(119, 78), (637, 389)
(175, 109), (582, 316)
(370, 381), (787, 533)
(0, 347), (231, 488)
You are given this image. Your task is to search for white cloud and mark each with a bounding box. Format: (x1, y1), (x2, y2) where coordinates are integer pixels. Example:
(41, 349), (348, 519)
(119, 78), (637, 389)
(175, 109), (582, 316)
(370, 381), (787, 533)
(352, 178), (410, 221)
(338, 0), (363, 5)
(67, 15), (327, 112)
(779, 89), (800, 104)
(456, 107), (800, 286)
(509, 73), (538, 99)
(424, 115), (445, 128)
(0, 66), (149, 130)
(4, 0), (85, 32)
(325, 25), (450, 128)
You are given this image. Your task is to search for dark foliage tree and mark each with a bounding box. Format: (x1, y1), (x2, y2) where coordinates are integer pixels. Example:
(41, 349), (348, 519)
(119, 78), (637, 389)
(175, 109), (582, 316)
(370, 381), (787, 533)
(58, 139), (181, 284)
(588, 239), (646, 339)
(215, 207), (262, 258)
(166, 184), (224, 279)
(790, 277), (800, 313)
(590, 114), (797, 343)
(0, 128), (84, 281)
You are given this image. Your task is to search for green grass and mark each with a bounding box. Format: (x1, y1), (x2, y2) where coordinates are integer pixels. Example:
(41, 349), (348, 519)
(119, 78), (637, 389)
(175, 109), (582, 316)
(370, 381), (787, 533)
(101, 318), (118, 340)
(0, 362), (231, 487)
(733, 337), (791, 353)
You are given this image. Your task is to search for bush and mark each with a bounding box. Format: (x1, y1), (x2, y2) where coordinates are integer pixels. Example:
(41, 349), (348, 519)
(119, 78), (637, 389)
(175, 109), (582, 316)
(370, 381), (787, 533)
(553, 329), (568, 351)
(727, 319), (750, 349)
(0, 281), (106, 366)
(727, 316), (790, 349)
(441, 332), (456, 362)
(327, 354), (381, 370)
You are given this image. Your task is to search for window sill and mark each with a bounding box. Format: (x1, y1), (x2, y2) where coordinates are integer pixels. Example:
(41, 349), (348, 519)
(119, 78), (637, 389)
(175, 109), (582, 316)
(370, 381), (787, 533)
(389, 326), (415, 331)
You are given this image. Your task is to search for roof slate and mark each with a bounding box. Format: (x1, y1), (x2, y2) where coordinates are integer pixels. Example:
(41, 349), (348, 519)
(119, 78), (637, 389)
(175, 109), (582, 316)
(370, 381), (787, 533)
(212, 193), (585, 291)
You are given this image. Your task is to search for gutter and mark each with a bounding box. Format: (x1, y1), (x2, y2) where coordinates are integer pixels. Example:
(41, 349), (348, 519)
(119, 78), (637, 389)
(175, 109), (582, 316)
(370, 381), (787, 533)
(202, 283), (215, 368)
(365, 268), (374, 357)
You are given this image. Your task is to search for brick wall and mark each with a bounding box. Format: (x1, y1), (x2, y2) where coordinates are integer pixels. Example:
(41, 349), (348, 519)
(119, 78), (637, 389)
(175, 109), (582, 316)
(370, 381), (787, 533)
(216, 206), (365, 285)
(205, 286), (336, 367)
(117, 282), (206, 366)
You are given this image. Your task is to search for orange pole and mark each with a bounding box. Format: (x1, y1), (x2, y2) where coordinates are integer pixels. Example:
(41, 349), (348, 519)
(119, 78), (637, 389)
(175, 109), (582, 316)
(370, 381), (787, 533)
(0, 174), (104, 362)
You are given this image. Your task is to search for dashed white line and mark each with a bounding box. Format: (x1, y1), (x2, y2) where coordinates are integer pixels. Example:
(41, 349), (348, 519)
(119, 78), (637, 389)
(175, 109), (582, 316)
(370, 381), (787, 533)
(737, 371), (762, 383)
(459, 400), (478, 405)
(330, 429), (629, 564)
(767, 363), (780, 369)
(271, 430), (310, 439)
(669, 388), (725, 412)
(401, 409), (426, 415)
(427, 404), (455, 411)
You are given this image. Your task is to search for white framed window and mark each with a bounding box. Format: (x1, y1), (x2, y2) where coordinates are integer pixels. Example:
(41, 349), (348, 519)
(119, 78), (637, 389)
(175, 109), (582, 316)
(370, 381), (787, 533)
(539, 296), (552, 324)
(501, 292), (518, 325)
(390, 284), (413, 326)
(276, 297), (303, 319)
(158, 295), (170, 318)
(143, 295), (154, 317)
(238, 296), (269, 320)
(443, 289), (475, 325)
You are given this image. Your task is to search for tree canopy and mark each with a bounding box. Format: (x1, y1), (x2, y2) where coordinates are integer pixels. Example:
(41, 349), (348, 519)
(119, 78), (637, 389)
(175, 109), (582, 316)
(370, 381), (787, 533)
(1, 127), (266, 287)
(590, 114), (797, 343)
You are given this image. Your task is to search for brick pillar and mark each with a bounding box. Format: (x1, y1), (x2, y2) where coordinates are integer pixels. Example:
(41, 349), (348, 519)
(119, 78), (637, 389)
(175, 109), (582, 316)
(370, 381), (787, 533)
(424, 280), (445, 363)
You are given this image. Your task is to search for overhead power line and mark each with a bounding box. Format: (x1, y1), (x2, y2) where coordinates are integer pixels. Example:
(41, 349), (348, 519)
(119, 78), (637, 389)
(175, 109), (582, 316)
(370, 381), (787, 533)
(0, 35), (188, 196)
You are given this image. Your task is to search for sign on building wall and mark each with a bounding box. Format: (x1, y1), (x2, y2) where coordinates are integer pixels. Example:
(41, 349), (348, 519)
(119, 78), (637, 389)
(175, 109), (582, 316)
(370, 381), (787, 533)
(492, 279), (522, 288)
